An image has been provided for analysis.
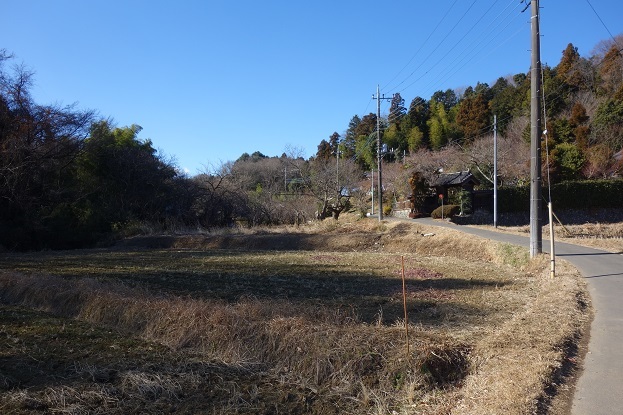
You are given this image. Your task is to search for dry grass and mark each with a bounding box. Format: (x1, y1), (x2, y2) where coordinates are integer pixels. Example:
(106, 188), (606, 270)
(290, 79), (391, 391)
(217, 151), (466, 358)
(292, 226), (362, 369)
(0, 216), (589, 414)
(483, 218), (623, 253)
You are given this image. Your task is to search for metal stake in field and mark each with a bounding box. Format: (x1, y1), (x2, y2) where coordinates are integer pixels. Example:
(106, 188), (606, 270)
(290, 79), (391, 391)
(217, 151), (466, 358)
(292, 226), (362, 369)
(401, 256), (410, 356)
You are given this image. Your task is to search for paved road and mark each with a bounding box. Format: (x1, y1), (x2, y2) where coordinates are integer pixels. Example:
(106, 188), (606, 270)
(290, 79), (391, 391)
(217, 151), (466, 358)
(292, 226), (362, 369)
(409, 218), (623, 415)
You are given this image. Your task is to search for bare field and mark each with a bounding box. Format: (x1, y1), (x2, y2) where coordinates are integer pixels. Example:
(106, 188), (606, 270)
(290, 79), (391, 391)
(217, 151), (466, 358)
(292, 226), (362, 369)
(0, 217), (589, 414)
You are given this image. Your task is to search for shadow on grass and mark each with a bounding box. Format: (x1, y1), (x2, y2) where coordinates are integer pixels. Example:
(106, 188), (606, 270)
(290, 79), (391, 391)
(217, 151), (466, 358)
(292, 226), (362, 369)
(0, 248), (510, 327)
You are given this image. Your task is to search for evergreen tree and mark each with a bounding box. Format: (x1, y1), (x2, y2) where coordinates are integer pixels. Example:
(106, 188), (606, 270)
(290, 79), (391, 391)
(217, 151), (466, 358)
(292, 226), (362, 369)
(599, 45), (623, 98)
(352, 113), (378, 170)
(406, 97), (429, 149)
(489, 77), (517, 134)
(388, 92), (406, 125)
(431, 89), (458, 111)
(342, 115), (360, 159)
(316, 139), (332, 160)
(328, 132), (340, 156)
(557, 43), (583, 89)
(455, 94), (491, 141)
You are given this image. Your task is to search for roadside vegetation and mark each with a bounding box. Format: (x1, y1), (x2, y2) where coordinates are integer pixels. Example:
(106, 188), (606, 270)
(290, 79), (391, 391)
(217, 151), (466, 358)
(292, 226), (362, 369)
(0, 218), (589, 414)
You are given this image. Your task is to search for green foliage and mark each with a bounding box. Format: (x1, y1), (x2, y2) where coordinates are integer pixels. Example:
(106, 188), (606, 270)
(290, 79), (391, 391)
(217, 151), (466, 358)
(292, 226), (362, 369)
(552, 180), (623, 209)
(542, 65), (570, 117)
(498, 186), (530, 213)
(342, 115), (360, 159)
(550, 118), (574, 143)
(406, 126), (424, 152)
(388, 93), (406, 125)
(455, 189), (473, 215)
(382, 123), (404, 156)
(431, 204), (460, 219)
(594, 98), (623, 128)
(489, 77), (519, 134)
(77, 121), (178, 229)
(496, 180), (623, 213)
(431, 89), (458, 110)
(550, 142), (585, 181)
(353, 113), (378, 170)
(496, 243), (530, 268)
(427, 101), (450, 150)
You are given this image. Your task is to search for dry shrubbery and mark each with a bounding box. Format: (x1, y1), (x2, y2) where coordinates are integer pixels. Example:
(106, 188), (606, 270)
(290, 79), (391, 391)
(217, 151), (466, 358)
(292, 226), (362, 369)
(491, 219), (623, 253)
(0, 217), (589, 414)
(0, 273), (466, 413)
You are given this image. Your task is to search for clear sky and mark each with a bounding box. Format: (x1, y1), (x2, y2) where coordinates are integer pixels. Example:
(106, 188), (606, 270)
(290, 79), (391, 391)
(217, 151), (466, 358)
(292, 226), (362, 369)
(2, 1), (622, 175)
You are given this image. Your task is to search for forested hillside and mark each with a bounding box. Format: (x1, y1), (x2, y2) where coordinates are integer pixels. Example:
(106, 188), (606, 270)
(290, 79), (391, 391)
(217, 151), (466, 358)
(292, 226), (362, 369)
(318, 36), (623, 187)
(1, 35), (622, 250)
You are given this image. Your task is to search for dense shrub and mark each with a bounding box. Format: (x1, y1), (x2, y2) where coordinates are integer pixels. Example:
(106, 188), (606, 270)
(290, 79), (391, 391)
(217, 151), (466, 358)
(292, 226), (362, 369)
(431, 204), (461, 219)
(552, 179), (623, 209)
(493, 180), (623, 214)
(498, 186), (530, 213)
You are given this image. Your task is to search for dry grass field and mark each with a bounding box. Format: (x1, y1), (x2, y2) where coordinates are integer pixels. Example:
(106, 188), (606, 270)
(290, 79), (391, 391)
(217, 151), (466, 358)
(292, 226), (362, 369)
(0, 216), (590, 414)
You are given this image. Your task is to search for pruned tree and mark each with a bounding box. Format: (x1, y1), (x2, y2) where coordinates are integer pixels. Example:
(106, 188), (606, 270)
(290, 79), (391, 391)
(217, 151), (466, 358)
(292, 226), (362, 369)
(309, 157), (360, 220)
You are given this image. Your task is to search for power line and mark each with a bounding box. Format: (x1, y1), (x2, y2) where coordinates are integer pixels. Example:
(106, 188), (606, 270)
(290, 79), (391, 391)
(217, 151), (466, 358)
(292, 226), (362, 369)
(414, 3), (524, 97)
(585, 0), (620, 47)
(382, 0), (460, 92)
(399, 0), (502, 92)
(386, 0), (478, 94)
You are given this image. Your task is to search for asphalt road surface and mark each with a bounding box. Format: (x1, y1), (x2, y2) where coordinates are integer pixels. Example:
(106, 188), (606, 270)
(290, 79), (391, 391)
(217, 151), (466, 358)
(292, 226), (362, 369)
(409, 218), (623, 415)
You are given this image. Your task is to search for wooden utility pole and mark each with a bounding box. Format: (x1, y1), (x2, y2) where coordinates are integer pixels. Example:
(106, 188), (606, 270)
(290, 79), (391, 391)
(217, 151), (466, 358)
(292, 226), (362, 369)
(529, 0), (543, 258)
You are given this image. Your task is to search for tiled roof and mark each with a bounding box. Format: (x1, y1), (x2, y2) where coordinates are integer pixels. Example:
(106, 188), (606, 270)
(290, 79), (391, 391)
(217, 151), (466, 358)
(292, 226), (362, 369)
(430, 171), (479, 187)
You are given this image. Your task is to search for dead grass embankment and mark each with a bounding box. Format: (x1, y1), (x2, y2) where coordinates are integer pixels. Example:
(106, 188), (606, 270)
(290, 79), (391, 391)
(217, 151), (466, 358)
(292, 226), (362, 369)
(0, 217), (590, 414)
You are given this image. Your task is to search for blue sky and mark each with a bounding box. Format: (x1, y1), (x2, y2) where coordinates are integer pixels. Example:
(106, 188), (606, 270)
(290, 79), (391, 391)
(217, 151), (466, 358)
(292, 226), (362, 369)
(2, 1), (622, 175)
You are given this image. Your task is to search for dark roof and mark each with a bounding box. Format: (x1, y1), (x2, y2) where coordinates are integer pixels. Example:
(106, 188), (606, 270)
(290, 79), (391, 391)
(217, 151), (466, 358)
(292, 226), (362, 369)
(430, 171), (479, 187)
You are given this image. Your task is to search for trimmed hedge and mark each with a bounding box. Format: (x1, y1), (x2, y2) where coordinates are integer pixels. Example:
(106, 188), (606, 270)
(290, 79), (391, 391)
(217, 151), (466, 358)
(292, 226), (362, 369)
(552, 179), (623, 209)
(498, 187), (530, 213)
(497, 179), (623, 212)
(431, 204), (461, 219)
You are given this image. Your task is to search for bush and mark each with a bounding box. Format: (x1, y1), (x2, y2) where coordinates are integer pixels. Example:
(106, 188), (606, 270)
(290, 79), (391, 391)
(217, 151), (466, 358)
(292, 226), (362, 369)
(552, 179), (623, 209)
(498, 186), (530, 213)
(383, 203), (393, 217)
(431, 204), (460, 219)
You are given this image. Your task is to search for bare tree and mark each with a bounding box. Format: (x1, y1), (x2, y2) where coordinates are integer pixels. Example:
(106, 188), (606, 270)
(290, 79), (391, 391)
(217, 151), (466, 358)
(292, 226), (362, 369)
(468, 134), (530, 187)
(403, 146), (465, 185)
(308, 157), (361, 220)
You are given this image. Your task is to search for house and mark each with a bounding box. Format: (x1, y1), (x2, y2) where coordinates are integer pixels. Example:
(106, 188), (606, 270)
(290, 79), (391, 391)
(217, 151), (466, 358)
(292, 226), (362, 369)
(408, 170), (480, 216)
(430, 170), (480, 201)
